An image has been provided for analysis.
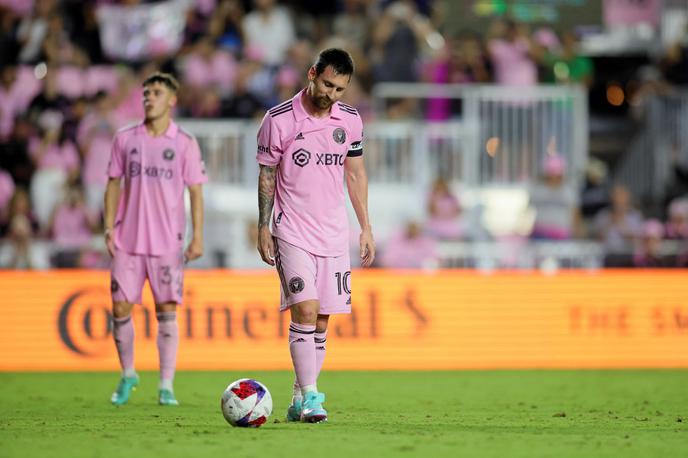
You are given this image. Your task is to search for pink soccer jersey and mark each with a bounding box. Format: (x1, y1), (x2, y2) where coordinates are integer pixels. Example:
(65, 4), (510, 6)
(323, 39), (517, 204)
(256, 89), (364, 257)
(107, 121), (207, 256)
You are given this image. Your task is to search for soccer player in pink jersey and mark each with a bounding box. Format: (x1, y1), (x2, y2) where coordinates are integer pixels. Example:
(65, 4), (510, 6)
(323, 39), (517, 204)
(256, 48), (375, 423)
(104, 72), (207, 406)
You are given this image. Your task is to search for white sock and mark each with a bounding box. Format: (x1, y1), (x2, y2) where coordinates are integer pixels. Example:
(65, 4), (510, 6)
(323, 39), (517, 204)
(123, 368), (137, 378)
(159, 379), (174, 392)
(301, 384), (317, 394)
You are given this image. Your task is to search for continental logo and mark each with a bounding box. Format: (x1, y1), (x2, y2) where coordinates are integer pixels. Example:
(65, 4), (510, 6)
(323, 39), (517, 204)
(57, 287), (429, 356)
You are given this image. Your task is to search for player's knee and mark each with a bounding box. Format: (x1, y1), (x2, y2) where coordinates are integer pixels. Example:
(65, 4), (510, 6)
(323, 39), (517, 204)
(112, 301), (133, 318)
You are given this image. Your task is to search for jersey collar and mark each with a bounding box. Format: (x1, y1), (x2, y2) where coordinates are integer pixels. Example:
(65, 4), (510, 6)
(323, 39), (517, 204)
(137, 119), (178, 138)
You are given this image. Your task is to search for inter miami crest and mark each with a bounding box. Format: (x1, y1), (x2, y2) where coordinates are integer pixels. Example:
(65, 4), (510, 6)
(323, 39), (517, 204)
(289, 276), (305, 294)
(333, 128), (346, 144)
(163, 149), (175, 161)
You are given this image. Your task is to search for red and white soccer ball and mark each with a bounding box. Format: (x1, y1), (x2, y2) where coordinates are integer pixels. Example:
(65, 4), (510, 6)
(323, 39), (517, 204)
(220, 378), (273, 427)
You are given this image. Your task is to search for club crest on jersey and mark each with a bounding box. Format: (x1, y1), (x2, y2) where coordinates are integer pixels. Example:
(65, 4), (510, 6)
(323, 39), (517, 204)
(163, 149), (175, 161)
(292, 148), (311, 167)
(289, 276), (305, 294)
(333, 128), (346, 144)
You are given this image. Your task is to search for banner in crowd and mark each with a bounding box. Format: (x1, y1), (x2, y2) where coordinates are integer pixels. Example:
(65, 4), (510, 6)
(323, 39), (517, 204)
(604, 0), (661, 26)
(1, 270), (686, 371)
(96, 0), (189, 61)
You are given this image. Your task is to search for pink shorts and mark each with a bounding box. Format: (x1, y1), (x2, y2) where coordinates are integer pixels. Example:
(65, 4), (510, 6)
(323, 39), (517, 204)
(274, 237), (351, 315)
(110, 248), (184, 305)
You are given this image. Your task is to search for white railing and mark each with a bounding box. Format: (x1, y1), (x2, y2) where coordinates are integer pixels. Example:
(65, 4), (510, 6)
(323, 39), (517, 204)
(614, 90), (688, 205)
(371, 83), (589, 189)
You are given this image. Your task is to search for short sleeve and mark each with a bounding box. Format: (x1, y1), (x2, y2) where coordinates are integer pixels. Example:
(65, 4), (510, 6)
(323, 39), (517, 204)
(256, 113), (283, 166)
(183, 136), (208, 185)
(107, 134), (125, 178)
(347, 113), (363, 157)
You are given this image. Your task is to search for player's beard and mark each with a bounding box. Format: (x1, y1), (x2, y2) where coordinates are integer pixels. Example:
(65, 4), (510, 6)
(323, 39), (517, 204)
(314, 95), (333, 109)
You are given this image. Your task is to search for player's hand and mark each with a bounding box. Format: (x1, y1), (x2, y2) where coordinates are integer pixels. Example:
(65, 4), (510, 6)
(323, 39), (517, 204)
(184, 237), (203, 263)
(359, 227), (375, 267)
(105, 229), (115, 258)
(257, 226), (275, 266)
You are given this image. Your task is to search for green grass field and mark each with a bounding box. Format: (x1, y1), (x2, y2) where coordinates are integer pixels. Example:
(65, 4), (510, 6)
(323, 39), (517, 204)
(1, 370), (686, 457)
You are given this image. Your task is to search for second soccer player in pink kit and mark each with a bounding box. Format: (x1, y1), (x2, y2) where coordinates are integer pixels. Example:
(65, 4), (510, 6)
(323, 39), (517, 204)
(257, 48), (375, 422)
(104, 73), (207, 406)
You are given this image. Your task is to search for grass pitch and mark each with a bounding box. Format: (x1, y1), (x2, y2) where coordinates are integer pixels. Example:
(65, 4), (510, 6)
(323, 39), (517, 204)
(0, 370), (686, 457)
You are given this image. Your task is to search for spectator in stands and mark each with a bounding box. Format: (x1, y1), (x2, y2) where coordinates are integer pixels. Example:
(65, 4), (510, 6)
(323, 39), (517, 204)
(381, 221), (439, 269)
(0, 115), (34, 188)
(0, 6), (20, 66)
(77, 91), (120, 213)
(487, 19), (538, 86)
(16, 0), (55, 63)
(209, 0), (245, 53)
(0, 169), (15, 227)
(48, 183), (97, 267)
(541, 30), (593, 88)
(425, 177), (463, 240)
(28, 111), (80, 229)
(665, 197), (688, 240)
(242, 0), (295, 67)
(26, 68), (70, 122)
(633, 219), (669, 268)
(182, 35), (237, 98)
(529, 155), (582, 240)
(333, 0), (370, 52)
(580, 158), (610, 221)
(0, 64), (41, 140)
(371, 1), (438, 83)
(593, 185), (644, 255)
(4, 188), (38, 268)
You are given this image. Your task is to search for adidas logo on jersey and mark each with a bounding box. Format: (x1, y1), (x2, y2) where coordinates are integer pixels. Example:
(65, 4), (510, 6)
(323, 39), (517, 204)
(295, 132), (304, 140)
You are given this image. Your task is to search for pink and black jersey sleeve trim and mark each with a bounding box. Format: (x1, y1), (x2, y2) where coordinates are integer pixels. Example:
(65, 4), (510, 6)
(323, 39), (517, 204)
(339, 102), (364, 157)
(256, 111), (284, 166)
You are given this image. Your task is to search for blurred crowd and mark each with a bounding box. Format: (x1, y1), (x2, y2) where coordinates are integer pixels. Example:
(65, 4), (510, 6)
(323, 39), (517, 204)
(1, 0), (687, 269)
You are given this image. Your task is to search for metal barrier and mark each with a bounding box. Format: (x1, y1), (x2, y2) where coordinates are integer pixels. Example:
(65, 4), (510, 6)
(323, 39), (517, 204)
(437, 240), (604, 270)
(614, 90), (688, 205)
(371, 83), (588, 188)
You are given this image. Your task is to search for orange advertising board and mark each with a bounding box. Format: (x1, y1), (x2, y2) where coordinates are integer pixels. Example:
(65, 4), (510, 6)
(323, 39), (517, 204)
(1, 270), (687, 371)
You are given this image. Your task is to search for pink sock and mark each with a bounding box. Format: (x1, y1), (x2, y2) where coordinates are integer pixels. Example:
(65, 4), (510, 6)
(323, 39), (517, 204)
(289, 322), (317, 389)
(156, 311), (179, 385)
(113, 315), (135, 374)
(293, 329), (328, 395)
(315, 330), (327, 377)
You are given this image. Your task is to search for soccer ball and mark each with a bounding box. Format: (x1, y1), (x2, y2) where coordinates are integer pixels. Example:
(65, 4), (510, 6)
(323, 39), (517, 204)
(220, 378), (273, 427)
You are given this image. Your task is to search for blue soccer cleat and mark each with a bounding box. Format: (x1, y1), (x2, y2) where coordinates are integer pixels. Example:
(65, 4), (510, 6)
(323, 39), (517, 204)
(111, 375), (139, 406)
(158, 389), (179, 406)
(286, 398), (302, 422)
(300, 391), (327, 423)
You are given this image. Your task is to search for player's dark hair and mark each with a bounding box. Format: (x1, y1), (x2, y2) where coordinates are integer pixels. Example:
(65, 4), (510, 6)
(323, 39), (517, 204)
(142, 72), (180, 93)
(313, 48), (354, 77)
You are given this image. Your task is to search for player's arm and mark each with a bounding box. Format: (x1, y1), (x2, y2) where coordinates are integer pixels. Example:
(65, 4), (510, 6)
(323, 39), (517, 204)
(184, 184), (204, 262)
(345, 156), (375, 267)
(257, 164), (276, 266)
(103, 177), (121, 257)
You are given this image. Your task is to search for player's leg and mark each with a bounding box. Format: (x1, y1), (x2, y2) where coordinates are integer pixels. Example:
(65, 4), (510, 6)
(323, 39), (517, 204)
(110, 250), (145, 405)
(155, 302), (179, 406)
(291, 313), (329, 409)
(273, 237), (324, 421)
(315, 314), (329, 379)
(289, 301), (327, 423)
(148, 251), (184, 406)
